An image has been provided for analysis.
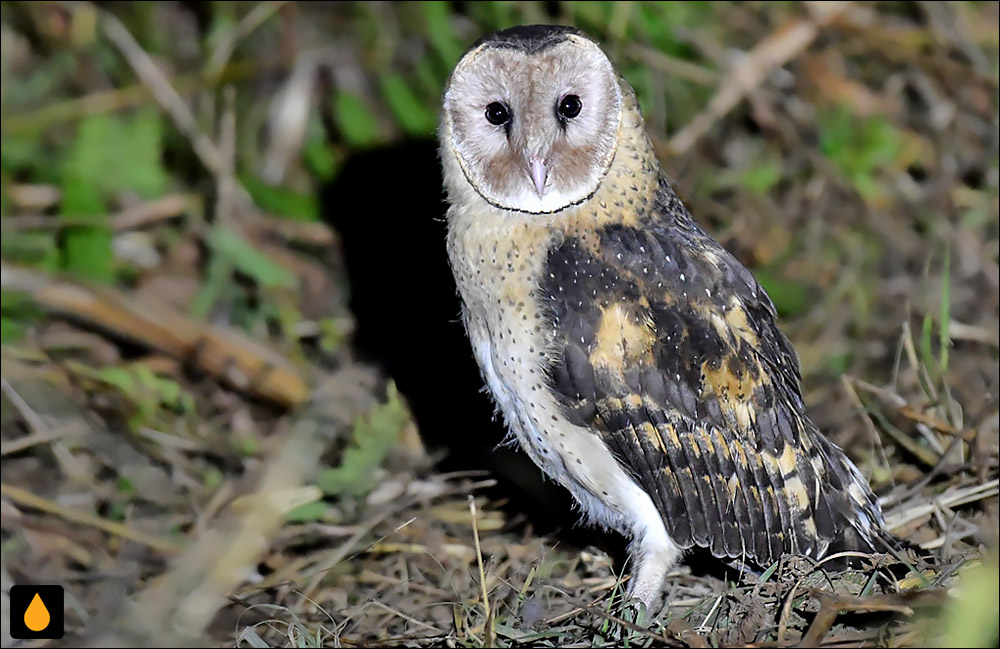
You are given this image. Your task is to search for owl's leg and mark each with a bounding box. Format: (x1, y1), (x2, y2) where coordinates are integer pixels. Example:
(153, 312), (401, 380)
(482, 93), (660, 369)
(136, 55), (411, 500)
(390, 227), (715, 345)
(626, 526), (682, 613)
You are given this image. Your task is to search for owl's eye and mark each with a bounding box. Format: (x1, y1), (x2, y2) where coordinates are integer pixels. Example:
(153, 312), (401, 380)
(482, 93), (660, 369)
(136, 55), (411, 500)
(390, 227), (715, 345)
(485, 102), (511, 126)
(558, 95), (582, 119)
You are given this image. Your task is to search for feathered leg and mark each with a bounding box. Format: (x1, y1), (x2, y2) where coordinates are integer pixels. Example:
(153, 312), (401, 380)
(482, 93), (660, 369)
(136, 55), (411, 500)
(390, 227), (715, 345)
(626, 526), (683, 612)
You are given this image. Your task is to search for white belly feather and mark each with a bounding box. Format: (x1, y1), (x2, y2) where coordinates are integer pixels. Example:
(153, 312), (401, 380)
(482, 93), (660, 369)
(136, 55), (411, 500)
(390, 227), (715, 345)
(465, 301), (670, 554)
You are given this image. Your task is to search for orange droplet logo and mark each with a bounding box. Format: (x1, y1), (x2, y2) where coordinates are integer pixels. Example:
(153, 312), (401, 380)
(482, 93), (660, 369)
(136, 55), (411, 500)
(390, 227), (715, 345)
(24, 592), (51, 632)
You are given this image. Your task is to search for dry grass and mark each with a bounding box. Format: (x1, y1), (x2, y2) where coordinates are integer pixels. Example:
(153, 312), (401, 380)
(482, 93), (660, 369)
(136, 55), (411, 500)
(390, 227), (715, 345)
(1, 2), (997, 647)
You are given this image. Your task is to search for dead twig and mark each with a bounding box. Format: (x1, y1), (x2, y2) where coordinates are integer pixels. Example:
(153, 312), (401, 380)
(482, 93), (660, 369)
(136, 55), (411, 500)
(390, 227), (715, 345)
(0, 61), (260, 134)
(111, 193), (196, 231)
(800, 591), (929, 646)
(668, 1), (853, 155)
(0, 482), (183, 554)
(205, 1), (290, 81)
(625, 44), (719, 86)
(100, 10), (227, 179)
(1, 264), (309, 407)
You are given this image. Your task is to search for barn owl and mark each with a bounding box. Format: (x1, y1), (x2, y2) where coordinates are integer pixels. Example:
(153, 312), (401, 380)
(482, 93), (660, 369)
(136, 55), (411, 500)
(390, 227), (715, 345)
(438, 24), (896, 610)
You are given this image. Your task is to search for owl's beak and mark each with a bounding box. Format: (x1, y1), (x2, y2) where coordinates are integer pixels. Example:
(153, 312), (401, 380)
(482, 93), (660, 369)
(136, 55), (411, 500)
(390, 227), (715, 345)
(528, 157), (548, 197)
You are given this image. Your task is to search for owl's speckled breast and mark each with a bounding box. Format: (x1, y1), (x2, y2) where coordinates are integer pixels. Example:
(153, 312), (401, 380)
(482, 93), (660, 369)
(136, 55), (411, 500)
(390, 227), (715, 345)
(445, 209), (571, 478)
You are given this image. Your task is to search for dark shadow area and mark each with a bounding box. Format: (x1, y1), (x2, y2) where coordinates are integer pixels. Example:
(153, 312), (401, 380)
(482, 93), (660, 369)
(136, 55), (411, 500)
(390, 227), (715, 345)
(319, 138), (623, 556)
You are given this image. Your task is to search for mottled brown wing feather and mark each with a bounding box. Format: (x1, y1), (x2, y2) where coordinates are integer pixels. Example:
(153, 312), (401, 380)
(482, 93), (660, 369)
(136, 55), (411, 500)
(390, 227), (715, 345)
(543, 178), (884, 565)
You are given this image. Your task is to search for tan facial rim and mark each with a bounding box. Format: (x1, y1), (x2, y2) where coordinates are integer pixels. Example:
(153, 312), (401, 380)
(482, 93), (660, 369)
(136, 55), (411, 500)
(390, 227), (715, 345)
(445, 35), (623, 215)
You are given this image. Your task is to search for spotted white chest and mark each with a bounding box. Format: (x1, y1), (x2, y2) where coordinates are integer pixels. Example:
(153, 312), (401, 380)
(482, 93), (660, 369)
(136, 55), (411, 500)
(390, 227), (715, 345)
(448, 228), (570, 481)
(445, 211), (668, 544)
(467, 315), (570, 481)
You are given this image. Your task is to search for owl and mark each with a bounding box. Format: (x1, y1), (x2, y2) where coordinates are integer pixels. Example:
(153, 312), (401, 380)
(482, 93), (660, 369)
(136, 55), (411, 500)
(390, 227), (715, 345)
(438, 25), (896, 610)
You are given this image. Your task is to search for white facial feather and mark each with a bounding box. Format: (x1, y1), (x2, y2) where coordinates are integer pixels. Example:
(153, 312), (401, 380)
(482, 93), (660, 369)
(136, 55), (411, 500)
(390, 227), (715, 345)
(442, 34), (623, 215)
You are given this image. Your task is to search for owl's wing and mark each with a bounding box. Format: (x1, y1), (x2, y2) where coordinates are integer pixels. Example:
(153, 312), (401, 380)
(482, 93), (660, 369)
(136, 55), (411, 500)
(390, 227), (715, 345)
(541, 182), (884, 564)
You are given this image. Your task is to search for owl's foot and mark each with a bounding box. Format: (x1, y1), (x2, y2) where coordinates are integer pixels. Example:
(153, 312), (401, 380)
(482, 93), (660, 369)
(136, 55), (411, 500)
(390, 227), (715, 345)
(624, 532), (683, 618)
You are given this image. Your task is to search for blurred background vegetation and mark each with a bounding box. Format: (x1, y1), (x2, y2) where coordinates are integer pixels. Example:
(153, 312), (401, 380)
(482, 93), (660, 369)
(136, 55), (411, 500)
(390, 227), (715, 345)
(1, 2), (997, 647)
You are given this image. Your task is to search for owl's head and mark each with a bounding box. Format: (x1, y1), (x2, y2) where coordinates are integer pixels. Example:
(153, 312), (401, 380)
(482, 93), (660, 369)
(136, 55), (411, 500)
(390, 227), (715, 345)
(441, 25), (623, 215)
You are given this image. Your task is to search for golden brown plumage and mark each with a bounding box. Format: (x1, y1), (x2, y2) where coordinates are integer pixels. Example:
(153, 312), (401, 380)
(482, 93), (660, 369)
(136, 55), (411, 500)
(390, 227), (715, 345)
(439, 24), (894, 611)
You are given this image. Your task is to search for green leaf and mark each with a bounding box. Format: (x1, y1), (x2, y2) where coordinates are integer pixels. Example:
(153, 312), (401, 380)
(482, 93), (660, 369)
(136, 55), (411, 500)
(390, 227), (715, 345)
(0, 230), (59, 270)
(421, 1), (464, 68)
(380, 74), (436, 135)
(819, 108), (903, 200)
(286, 501), (329, 523)
(206, 226), (298, 289)
(758, 561), (780, 584)
(468, 1), (515, 28)
(940, 244), (951, 374)
(93, 366), (136, 392)
(61, 109), (168, 205)
(333, 91), (380, 148)
(936, 554), (1000, 648)
(203, 467), (224, 489)
(63, 113), (114, 203)
(753, 270), (812, 318)
(233, 435), (261, 456)
(318, 382), (410, 498)
(62, 225), (113, 282)
(921, 312), (935, 373)
(116, 476), (135, 495)
(119, 107), (169, 198)
(741, 159), (783, 195)
(824, 350), (852, 376)
(303, 117), (340, 181)
(1, 132), (47, 177)
(58, 113), (115, 281)
(1, 316), (28, 344)
(240, 174), (319, 221)
(190, 254), (233, 320)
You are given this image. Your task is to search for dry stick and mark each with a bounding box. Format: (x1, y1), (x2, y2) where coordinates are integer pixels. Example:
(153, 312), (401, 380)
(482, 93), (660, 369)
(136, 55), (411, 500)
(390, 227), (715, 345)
(0, 264), (309, 407)
(0, 60), (260, 134)
(468, 495), (492, 629)
(918, 0), (993, 74)
(260, 48), (320, 184)
(853, 378), (961, 457)
(625, 43), (719, 86)
(947, 320), (999, 347)
(777, 551), (880, 645)
(294, 503), (409, 600)
(841, 375), (901, 478)
(216, 85), (239, 230)
(259, 477), (496, 600)
(101, 5), (303, 299)
(111, 193), (195, 230)
(880, 435), (964, 510)
(3, 194), (195, 232)
(0, 375), (49, 440)
(0, 483), (182, 554)
(667, 1), (853, 155)
(206, 1), (289, 81)
(365, 600), (444, 636)
(844, 375), (941, 468)
(101, 6), (264, 224)
(883, 479), (999, 531)
(0, 428), (81, 456)
(800, 592), (918, 647)
(100, 10), (225, 179)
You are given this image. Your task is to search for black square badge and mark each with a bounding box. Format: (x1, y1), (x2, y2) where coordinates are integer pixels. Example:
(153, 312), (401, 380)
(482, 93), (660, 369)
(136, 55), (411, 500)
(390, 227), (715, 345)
(9, 585), (65, 639)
